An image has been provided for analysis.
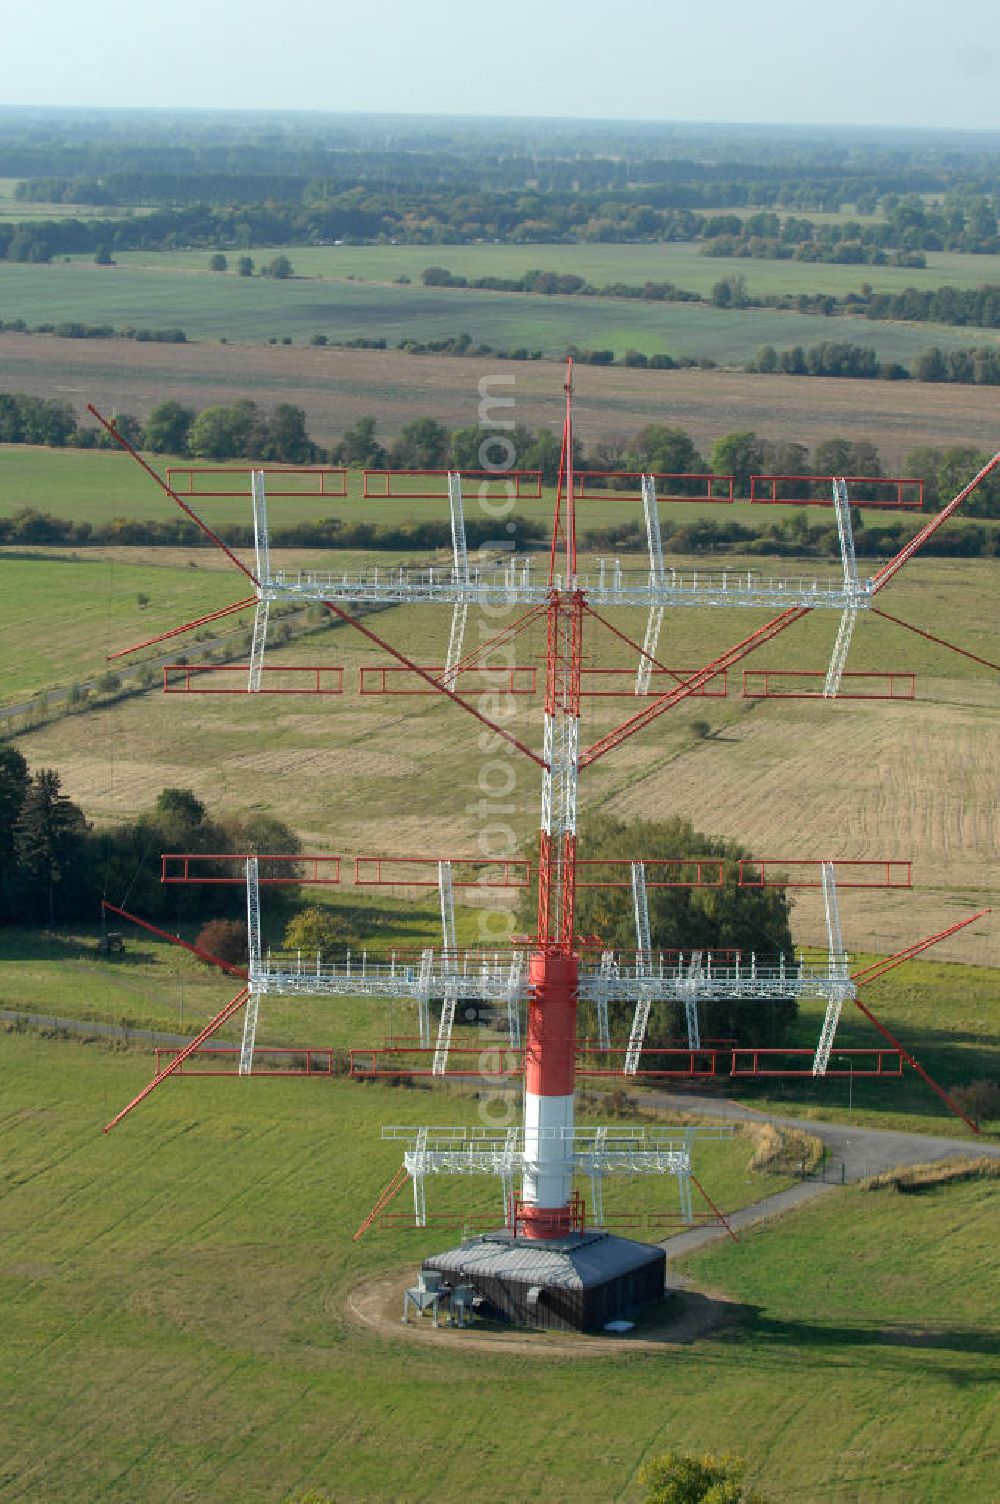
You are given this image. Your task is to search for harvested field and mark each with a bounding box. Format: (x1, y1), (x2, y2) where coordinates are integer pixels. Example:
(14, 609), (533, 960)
(2, 334), (1000, 466)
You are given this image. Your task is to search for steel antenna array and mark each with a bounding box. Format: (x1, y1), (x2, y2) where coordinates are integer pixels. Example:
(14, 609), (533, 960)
(92, 377), (996, 1237)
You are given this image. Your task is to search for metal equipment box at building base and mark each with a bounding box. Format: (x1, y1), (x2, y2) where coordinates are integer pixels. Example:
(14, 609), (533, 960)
(423, 1229), (666, 1332)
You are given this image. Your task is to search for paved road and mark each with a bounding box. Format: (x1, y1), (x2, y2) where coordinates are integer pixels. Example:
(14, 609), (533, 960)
(0, 1008), (227, 1052)
(648, 1085), (998, 1264)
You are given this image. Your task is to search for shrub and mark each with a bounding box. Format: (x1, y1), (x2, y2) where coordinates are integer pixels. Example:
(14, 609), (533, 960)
(194, 919), (248, 967)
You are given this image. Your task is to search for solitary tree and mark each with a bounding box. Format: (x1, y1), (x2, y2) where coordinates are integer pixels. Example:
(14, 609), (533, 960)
(283, 906), (351, 955)
(640, 1450), (766, 1503)
(209, 252), (228, 272)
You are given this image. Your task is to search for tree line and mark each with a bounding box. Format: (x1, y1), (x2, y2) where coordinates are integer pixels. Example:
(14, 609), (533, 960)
(0, 749), (299, 928)
(2, 393), (998, 523)
(3, 190), (998, 269)
(423, 262), (1000, 331)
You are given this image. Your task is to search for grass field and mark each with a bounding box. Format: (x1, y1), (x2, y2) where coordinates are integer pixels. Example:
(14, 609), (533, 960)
(2, 258), (999, 367)
(0, 1030), (996, 1502)
(8, 440), (991, 532)
(0, 919), (995, 1140)
(109, 240), (1000, 300)
(0, 551), (239, 703)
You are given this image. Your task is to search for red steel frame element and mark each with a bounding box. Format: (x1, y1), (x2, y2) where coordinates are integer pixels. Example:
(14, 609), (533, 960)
(348, 1045), (722, 1079)
(101, 901), (248, 978)
(872, 606), (1000, 674)
(107, 596), (258, 661)
(742, 669), (915, 700)
(581, 666), (728, 698)
(871, 452), (1000, 591)
(359, 664), (536, 696)
(579, 449), (1000, 771)
(166, 466), (348, 497)
(847, 910), (992, 1135)
(730, 1048), (903, 1077)
(737, 859), (912, 889)
(103, 984), (250, 1132)
(160, 853), (342, 885)
(354, 855), (530, 888)
(353, 1164), (410, 1241)
(571, 471), (735, 503)
(749, 475), (923, 509)
(363, 469), (543, 499)
(689, 1176), (739, 1242)
(163, 664), (344, 695)
(575, 858), (725, 888)
(88, 406), (259, 586)
(154, 1047), (336, 1076)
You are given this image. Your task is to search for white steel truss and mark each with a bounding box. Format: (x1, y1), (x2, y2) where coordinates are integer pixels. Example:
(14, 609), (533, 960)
(432, 861), (459, 1075)
(240, 856), (261, 1076)
(682, 951), (703, 1051)
(505, 950), (524, 1050)
(416, 947), (433, 1047)
(642, 474), (666, 586)
(594, 950), (615, 1050)
(825, 480), (860, 698)
(248, 946), (858, 1008)
(624, 863), (653, 1075)
(812, 863), (853, 1075)
(636, 607), (665, 696)
(259, 558), (873, 613)
(447, 471), (469, 583)
(249, 471), (271, 693)
(443, 603), (468, 687)
(387, 1123), (731, 1228)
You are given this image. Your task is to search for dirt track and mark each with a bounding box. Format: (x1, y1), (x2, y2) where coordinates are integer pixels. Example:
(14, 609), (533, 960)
(344, 1266), (742, 1358)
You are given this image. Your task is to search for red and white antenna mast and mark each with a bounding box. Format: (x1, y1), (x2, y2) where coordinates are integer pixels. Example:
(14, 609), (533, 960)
(91, 379), (997, 1266)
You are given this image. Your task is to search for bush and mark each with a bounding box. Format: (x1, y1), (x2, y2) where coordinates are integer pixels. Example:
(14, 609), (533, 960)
(950, 1080), (1000, 1127)
(194, 919), (248, 967)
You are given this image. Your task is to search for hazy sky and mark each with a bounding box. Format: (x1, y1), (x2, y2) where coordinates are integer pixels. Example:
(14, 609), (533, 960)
(4, 0), (999, 131)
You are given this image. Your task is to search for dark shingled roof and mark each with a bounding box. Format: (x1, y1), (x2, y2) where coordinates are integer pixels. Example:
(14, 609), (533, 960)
(425, 1230), (664, 1290)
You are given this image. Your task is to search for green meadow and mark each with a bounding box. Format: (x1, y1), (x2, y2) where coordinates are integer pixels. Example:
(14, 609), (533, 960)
(2, 255), (999, 364)
(106, 241), (1000, 299)
(0, 1029), (996, 1502)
